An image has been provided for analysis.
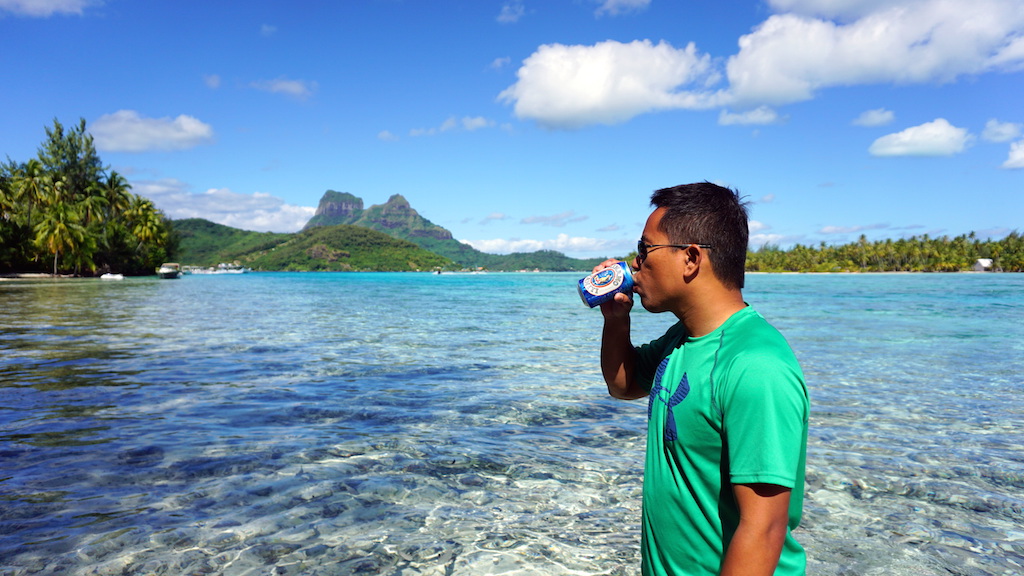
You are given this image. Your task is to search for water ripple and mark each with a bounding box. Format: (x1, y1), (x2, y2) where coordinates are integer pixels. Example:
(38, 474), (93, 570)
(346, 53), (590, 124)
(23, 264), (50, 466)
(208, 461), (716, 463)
(1, 272), (1022, 575)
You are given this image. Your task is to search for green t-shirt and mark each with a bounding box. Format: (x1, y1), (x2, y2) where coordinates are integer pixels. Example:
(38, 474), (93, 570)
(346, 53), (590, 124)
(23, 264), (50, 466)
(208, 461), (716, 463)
(634, 306), (808, 576)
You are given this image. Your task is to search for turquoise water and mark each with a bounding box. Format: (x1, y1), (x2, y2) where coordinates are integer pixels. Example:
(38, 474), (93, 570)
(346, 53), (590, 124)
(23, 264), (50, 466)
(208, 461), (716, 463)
(1, 272), (1022, 575)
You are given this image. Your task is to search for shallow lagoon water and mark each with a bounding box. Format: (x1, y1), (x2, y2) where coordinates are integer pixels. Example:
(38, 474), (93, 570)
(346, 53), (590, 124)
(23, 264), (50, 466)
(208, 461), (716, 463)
(1, 272), (1022, 575)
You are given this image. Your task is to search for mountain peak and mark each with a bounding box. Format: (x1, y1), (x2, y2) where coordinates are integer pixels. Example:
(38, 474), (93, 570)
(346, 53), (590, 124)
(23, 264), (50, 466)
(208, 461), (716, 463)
(302, 190), (452, 241)
(303, 190), (363, 230)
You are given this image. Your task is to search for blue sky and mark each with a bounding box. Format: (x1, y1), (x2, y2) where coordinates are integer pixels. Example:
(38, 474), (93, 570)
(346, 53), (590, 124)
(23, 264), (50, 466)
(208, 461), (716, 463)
(2, 0), (1022, 258)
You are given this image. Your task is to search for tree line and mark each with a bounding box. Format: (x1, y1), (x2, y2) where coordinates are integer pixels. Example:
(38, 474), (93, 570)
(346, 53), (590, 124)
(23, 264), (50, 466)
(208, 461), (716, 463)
(746, 232), (1024, 272)
(2, 119), (1018, 276)
(0, 119), (178, 276)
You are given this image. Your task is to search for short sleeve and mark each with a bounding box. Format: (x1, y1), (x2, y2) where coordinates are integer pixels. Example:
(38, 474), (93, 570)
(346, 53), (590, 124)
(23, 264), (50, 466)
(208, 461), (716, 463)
(720, 350), (808, 488)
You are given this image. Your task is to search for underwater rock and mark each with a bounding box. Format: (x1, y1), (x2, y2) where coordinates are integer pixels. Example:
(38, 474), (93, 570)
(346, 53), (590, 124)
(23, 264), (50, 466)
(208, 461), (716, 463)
(248, 542), (302, 562)
(118, 445), (165, 467)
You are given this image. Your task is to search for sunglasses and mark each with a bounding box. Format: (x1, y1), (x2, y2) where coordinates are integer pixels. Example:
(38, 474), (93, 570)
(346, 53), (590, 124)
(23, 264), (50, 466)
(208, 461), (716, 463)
(636, 240), (713, 265)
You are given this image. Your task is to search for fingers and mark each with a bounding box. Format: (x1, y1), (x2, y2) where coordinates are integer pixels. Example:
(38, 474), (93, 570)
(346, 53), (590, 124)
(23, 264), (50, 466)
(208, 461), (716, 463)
(592, 258), (622, 274)
(599, 290), (633, 318)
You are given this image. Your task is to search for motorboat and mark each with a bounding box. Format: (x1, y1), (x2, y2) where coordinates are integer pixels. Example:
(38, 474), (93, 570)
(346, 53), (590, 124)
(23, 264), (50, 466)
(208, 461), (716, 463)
(157, 263), (182, 279)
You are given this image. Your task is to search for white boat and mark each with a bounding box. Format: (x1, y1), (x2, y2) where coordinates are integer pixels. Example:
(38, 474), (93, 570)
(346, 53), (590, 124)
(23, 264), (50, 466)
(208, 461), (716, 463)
(100, 273), (124, 280)
(157, 263), (182, 279)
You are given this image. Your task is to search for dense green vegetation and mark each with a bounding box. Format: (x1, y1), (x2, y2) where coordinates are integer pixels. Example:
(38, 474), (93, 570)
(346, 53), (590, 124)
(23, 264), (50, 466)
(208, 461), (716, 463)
(246, 225), (451, 272)
(178, 216), (606, 272)
(174, 218), (450, 271)
(173, 218), (290, 265)
(0, 119), (176, 276)
(746, 233), (1024, 272)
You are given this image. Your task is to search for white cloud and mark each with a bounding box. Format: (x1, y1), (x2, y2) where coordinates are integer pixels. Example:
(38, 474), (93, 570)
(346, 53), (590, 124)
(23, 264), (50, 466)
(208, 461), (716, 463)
(726, 0), (1024, 106)
(461, 233), (622, 256)
(868, 118), (973, 157)
(462, 238), (542, 254)
(461, 116), (493, 131)
(490, 57), (512, 70)
(819, 223), (890, 234)
(251, 77), (317, 100)
(983, 119), (1022, 142)
(410, 116), (495, 136)
(595, 0), (650, 17)
(91, 110), (215, 153)
(749, 220), (771, 233)
(853, 108), (895, 126)
(521, 210), (588, 227)
(719, 106), (780, 126)
(0, 0), (94, 17)
(132, 178), (315, 232)
(260, 24), (277, 37)
(749, 233), (792, 248)
(499, 1), (1024, 128)
(377, 130), (399, 142)
(499, 39), (721, 129)
(203, 74), (221, 89)
(497, 1), (524, 24)
(1002, 140), (1024, 169)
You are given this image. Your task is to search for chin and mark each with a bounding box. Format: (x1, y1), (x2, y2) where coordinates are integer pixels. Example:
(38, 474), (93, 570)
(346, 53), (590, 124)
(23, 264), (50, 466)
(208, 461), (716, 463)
(638, 298), (662, 313)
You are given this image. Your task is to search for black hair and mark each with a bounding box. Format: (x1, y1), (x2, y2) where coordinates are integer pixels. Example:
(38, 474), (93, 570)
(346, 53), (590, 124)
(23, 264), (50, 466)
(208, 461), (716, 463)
(650, 181), (749, 290)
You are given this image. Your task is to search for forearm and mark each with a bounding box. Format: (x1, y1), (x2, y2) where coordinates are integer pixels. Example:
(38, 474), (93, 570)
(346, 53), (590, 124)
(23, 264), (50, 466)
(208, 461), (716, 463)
(720, 484), (791, 576)
(719, 524), (787, 576)
(601, 316), (643, 399)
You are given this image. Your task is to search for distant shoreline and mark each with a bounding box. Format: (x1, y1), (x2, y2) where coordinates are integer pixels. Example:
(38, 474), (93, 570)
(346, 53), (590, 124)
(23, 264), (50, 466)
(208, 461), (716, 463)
(0, 273), (78, 281)
(2, 270), (1016, 281)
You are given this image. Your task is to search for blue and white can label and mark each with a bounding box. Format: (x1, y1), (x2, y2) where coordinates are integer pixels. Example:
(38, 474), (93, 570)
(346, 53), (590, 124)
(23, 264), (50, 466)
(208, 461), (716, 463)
(578, 261), (634, 308)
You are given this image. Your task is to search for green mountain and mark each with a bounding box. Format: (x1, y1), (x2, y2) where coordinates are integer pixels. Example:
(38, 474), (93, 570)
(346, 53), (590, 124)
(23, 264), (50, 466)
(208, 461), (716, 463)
(174, 218), (450, 272)
(173, 218), (291, 265)
(303, 191), (605, 271)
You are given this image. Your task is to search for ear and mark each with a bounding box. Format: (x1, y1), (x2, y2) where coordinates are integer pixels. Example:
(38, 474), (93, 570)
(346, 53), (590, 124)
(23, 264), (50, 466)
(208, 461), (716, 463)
(685, 244), (703, 267)
(681, 244), (702, 281)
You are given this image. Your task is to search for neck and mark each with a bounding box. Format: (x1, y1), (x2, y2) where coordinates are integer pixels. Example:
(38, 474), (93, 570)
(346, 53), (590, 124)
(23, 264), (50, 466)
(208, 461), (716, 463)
(674, 285), (746, 338)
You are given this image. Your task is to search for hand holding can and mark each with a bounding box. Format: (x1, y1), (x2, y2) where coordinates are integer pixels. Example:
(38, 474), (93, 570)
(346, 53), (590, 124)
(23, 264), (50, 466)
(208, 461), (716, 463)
(578, 261), (634, 308)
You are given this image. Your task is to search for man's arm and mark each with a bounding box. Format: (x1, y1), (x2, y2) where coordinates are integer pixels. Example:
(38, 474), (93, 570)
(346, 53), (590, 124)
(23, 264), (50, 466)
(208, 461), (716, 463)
(719, 483), (792, 576)
(600, 304), (646, 399)
(594, 260), (646, 400)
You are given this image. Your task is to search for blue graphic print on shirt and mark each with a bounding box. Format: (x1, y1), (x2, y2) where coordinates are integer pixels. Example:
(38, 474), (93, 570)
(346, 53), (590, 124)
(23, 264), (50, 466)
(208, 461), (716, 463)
(647, 357), (691, 442)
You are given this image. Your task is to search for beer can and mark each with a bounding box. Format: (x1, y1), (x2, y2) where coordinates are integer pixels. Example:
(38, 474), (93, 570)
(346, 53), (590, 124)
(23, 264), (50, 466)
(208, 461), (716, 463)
(578, 261), (634, 308)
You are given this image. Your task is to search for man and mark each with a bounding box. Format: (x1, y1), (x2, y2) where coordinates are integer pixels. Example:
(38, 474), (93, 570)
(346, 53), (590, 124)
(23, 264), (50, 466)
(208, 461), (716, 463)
(596, 182), (808, 575)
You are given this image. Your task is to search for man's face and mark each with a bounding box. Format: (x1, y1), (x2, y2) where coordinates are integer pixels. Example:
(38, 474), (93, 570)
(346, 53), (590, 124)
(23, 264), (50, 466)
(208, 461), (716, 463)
(633, 207), (685, 314)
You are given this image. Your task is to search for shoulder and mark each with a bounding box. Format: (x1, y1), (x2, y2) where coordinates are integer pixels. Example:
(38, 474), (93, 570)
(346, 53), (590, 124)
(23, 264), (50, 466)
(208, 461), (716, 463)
(716, 309), (806, 399)
(722, 308), (798, 362)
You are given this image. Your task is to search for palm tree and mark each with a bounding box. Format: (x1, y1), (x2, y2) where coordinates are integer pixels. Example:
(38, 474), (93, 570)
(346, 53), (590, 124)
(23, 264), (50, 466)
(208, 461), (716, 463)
(0, 175), (14, 220)
(33, 178), (86, 276)
(125, 196), (165, 252)
(100, 171), (132, 217)
(78, 189), (108, 227)
(12, 159), (48, 230)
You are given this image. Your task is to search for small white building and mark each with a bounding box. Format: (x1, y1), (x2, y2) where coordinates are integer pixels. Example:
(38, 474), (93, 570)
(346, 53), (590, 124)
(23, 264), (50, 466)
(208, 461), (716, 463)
(973, 258), (994, 272)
